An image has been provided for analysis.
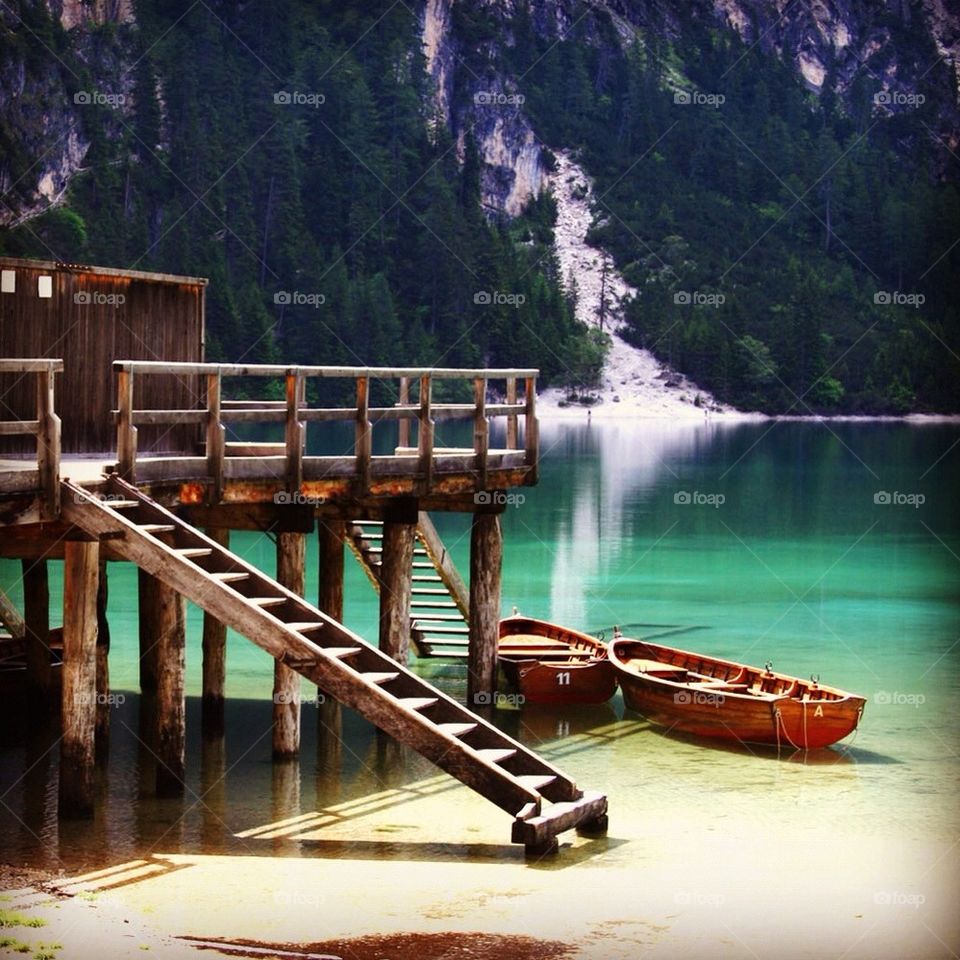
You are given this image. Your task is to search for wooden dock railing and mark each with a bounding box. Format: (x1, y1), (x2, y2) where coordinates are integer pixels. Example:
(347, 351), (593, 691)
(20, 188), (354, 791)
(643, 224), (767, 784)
(0, 358), (63, 519)
(113, 362), (538, 500)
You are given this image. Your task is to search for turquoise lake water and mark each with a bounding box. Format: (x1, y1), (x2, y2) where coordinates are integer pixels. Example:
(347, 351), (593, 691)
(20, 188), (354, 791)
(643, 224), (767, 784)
(1, 419), (958, 889)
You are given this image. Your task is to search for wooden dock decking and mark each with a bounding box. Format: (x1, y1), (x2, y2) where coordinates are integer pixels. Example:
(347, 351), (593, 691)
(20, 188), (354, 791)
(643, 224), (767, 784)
(1, 356), (608, 853)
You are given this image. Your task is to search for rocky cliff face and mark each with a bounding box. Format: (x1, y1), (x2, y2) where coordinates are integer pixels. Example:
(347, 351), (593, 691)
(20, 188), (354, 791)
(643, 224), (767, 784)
(421, 0), (959, 214)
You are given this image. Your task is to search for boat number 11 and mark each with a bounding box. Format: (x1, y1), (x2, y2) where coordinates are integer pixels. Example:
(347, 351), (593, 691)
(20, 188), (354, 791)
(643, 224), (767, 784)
(556, 672), (571, 686)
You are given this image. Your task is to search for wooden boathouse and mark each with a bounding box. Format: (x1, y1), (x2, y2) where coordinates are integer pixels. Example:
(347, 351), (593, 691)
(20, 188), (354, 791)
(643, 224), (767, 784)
(0, 258), (606, 855)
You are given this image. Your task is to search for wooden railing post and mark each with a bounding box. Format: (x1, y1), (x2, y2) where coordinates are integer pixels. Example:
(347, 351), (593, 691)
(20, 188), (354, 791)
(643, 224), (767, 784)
(36, 365), (60, 519)
(417, 374), (433, 494)
(285, 370), (304, 496)
(474, 377), (488, 491)
(355, 376), (371, 495)
(506, 377), (518, 450)
(397, 376), (410, 449)
(524, 375), (538, 485)
(117, 368), (137, 482)
(206, 371), (224, 505)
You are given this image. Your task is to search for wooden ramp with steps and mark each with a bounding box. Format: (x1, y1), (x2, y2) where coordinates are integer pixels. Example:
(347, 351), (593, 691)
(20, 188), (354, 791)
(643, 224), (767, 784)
(347, 514), (472, 658)
(62, 477), (606, 852)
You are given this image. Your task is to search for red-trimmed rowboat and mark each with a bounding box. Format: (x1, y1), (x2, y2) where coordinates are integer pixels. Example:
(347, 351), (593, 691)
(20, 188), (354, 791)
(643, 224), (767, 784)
(608, 636), (865, 749)
(498, 615), (618, 706)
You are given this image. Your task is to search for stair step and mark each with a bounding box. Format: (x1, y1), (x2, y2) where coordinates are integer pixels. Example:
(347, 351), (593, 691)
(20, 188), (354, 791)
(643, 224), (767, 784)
(411, 588), (452, 595)
(285, 622), (325, 634)
(138, 523), (176, 535)
(412, 614), (466, 623)
(412, 575), (443, 582)
(475, 748), (517, 764)
(360, 671), (399, 686)
(353, 521), (383, 527)
(210, 571), (249, 583)
(175, 547), (213, 559)
(512, 791), (608, 846)
(322, 646), (362, 659)
(395, 697), (439, 712)
(435, 722), (477, 738)
(415, 625), (469, 635)
(411, 600), (457, 608)
(248, 597), (286, 608)
(516, 774), (557, 792)
(412, 562), (435, 569)
(104, 499), (140, 510)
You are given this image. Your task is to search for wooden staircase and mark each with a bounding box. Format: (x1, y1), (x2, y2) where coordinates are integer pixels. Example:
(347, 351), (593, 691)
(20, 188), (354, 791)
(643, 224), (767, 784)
(62, 477), (607, 852)
(346, 514), (472, 658)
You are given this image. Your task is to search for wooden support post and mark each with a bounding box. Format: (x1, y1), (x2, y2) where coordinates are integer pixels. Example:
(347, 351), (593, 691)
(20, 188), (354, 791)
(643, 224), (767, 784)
(273, 530), (304, 759)
(317, 520), (345, 622)
(524, 375), (539, 484)
(36, 367), (60, 520)
(59, 540), (99, 818)
(506, 377), (518, 450)
(397, 376), (410, 449)
(355, 376), (371, 496)
(474, 376), (489, 491)
(95, 559), (111, 752)
(22, 559), (52, 705)
(138, 569), (159, 694)
(206, 371), (224, 505)
(153, 576), (187, 796)
(418, 374), (433, 494)
(117, 368), (137, 482)
(202, 527), (230, 735)
(378, 519), (415, 664)
(467, 511), (502, 708)
(285, 372), (304, 496)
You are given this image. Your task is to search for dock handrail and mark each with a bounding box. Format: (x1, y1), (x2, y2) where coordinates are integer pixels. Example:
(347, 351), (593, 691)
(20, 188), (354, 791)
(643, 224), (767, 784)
(112, 361), (538, 498)
(0, 358), (63, 519)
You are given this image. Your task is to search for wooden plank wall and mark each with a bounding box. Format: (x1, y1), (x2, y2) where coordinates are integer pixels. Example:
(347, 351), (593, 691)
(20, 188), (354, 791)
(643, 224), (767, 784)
(0, 259), (205, 454)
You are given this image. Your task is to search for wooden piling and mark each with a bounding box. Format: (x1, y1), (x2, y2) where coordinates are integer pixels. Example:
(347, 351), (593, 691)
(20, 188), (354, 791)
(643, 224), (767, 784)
(59, 539), (99, 818)
(22, 559), (51, 705)
(317, 520), (345, 621)
(378, 519), (415, 664)
(273, 531), (304, 759)
(95, 558), (111, 752)
(467, 511), (502, 707)
(137, 569), (159, 694)
(153, 574), (187, 796)
(201, 527), (230, 734)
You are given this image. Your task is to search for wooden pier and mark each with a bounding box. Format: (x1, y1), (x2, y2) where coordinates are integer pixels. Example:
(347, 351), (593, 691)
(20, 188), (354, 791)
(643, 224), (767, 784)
(0, 353), (607, 854)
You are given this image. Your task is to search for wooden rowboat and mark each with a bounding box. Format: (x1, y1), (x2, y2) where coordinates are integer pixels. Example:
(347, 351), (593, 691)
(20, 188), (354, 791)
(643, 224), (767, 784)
(608, 635), (865, 749)
(498, 615), (618, 705)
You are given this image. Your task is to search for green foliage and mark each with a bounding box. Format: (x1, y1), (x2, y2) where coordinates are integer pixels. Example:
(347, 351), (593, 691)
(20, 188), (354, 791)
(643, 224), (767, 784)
(497, 2), (959, 413)
(0, 1), (594, 392)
